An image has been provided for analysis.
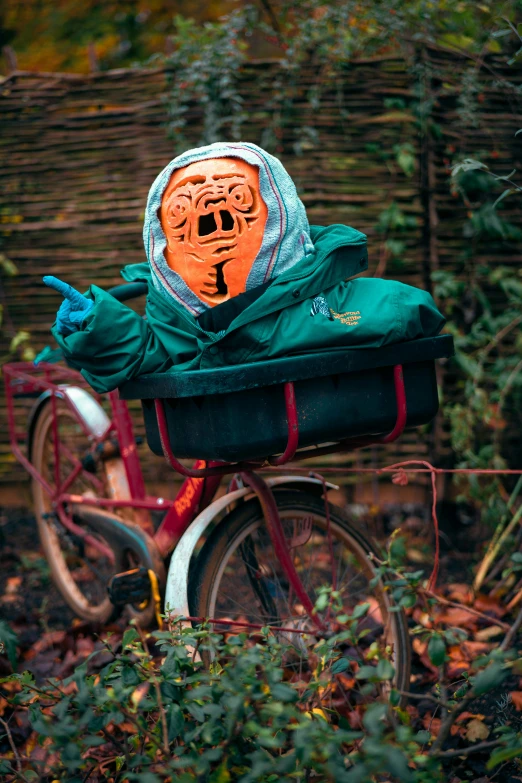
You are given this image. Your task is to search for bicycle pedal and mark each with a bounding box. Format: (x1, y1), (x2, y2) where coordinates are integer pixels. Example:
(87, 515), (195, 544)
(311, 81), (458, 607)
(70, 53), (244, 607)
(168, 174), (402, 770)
(108, 566), (151, 607)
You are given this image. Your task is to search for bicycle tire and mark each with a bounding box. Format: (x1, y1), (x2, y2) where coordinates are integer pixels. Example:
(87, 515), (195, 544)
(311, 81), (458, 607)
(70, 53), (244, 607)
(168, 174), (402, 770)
(189, 490), (411, 693)
(30, 398), (118, 622)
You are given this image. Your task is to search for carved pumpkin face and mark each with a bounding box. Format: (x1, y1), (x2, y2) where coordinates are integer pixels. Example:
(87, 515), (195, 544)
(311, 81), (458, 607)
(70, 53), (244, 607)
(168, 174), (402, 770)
(160, 157), (268, 307)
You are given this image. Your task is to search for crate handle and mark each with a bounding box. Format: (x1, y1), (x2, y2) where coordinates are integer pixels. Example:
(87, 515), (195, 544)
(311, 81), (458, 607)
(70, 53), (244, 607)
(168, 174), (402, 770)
(153, 364), (406, 479)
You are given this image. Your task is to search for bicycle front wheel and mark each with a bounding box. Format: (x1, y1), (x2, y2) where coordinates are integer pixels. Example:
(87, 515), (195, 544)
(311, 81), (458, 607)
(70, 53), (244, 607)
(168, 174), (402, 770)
(190, 490), (411, 693)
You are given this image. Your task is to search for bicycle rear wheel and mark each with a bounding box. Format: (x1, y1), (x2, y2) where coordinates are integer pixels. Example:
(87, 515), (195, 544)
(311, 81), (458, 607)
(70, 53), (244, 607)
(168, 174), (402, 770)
(190, 490), (411, 696)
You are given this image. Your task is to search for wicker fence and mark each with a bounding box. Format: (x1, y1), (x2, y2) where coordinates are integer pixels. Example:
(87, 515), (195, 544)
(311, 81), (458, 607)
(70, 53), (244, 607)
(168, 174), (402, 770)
(1, 49), (520, 500)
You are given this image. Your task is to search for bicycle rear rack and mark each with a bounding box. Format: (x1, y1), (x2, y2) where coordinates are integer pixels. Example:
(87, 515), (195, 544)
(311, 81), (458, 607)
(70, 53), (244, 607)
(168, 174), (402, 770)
(154, 364), (408, 479)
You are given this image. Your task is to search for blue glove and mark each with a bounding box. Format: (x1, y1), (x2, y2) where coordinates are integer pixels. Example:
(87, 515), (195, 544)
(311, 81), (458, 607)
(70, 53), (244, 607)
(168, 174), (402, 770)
(43, 276), (94, 336)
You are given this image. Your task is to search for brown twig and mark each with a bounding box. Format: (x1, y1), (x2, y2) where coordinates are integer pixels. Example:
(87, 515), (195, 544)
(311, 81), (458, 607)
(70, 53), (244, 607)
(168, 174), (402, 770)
(500, 603), (522, 652)
(397, 690), (448, 709)
(119, 708), (165, 753)
(479, 314), (522, 359)
(435, 738), (504, 759)
(101, 727), (127, 756)
(422, 589), (510, 631)
(0, 716), (24, 776)
(257, 0), (283, 37)
(81, 765), (96, 783)
(137, 628), (170, 754)
(429, 690), (476, 754)
(36, 749), (50, 783)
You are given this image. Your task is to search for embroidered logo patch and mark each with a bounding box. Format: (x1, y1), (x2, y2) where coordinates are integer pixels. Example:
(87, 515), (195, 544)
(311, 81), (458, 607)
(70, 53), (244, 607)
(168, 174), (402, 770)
(310, 295), (361, 326)
(330, 309), (361, 326)
(310, 295), (334, 321)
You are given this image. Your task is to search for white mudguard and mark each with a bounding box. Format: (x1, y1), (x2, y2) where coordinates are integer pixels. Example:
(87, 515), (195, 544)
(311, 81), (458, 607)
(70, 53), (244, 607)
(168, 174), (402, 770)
(164, 475), (338, 619)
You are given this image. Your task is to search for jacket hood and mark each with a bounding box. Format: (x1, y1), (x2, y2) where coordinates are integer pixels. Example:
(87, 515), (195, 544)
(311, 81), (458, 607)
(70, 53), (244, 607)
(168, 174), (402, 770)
(125, 222), (368, 332)
(143, 142), (314, 315)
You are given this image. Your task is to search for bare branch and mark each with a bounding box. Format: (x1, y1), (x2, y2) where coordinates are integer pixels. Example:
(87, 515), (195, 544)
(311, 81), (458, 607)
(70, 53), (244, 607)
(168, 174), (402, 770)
(0, 716), (24, 776)
(436, 738), (504, 759)
(500, 603), (522, 651)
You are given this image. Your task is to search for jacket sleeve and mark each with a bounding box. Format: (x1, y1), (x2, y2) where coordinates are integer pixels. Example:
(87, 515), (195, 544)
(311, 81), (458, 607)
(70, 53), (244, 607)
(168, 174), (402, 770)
(51, 285), (172, 393)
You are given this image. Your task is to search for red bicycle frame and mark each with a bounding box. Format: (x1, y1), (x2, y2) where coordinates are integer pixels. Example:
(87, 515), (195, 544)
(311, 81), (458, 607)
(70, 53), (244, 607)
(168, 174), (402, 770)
(4, 359), (407, 625)
(3, 362), (222, 561)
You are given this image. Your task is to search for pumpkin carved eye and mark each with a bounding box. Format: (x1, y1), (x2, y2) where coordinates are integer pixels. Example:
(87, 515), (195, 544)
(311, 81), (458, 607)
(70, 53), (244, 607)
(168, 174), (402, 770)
(228, 182), (255, 213)
(166, 193), (191, 234)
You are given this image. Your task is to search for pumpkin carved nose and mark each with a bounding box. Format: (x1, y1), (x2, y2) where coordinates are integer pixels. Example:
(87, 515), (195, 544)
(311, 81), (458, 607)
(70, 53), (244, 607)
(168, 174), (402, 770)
(220, 209), (234, 230)
(198, 213), (217, 236)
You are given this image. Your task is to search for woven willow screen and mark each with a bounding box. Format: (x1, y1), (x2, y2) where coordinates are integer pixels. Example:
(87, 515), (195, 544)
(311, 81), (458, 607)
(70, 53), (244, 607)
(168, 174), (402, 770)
(1, 49), (520, 490)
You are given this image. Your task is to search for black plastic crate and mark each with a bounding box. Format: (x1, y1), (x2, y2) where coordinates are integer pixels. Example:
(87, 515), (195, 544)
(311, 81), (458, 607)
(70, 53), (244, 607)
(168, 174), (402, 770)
(119, 335), (454, 462)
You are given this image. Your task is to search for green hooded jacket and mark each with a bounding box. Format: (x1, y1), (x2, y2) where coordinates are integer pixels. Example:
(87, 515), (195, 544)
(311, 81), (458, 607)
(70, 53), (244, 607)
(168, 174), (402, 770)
(52, 224), (445, 394)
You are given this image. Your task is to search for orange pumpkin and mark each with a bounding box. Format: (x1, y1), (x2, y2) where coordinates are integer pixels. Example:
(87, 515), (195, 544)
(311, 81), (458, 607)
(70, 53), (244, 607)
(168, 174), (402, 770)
(160, 157), (268, 307)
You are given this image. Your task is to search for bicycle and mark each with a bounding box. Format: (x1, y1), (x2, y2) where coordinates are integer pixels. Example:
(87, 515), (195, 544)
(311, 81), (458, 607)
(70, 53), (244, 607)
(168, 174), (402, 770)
(4, 281), (454, 695)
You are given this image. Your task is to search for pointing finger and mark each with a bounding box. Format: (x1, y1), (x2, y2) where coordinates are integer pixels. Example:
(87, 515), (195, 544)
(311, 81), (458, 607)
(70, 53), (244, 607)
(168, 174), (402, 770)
(43, 276), (85, 306)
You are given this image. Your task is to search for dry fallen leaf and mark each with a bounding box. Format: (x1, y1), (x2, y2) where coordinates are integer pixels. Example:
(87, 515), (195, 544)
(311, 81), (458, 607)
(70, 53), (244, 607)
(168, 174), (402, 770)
(131, 681), (150, 708)
(466, 718), (490, 742)
(446, 584), (474, 605)
(24, 630), (67, 660)
(5, 576), (22, 594)
(447, 659), (470, 679)
(412, 608), (432, 629)
(474, 625), (504, 642)
(0, 575), (23, 604)
(460, 641), (492, 659)
(412, 638), (439, 677)
(510, 691), (522, 711)
(421, 714), (441, 736)
(473, 594), (506, 618)
(436, 606), (478, 629)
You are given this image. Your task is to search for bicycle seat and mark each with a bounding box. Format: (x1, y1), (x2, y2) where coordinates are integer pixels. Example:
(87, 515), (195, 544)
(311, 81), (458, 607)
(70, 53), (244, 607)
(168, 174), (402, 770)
(119, 334), (454, 463)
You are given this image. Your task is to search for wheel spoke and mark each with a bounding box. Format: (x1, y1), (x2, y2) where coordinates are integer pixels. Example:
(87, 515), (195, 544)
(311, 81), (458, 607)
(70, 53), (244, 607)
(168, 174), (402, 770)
(196, 496), (407, 699)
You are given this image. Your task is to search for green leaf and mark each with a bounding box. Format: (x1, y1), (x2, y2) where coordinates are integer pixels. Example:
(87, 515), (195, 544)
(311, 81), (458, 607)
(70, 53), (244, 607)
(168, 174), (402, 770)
(394, 142), (416, 177)
(472, 662), (507, 695)
(330, 657), (350, 674)
(0, 254), (18, 276)
(362, 702), (387, 735)
(352, 602), (370, 619)
(451, 158), (488, 177)
(271, 683), (298, 702)
(376, 658), (395, 681)
(167, 703), (184, 742)
(83, 735), (106, 747)
(128, 774), (162, 783)
(355, 665), (379, 681)
(121, 627), (139, 648)
(486, 744), (522, 769)
(315, 591), (330, 611)
(492, 188), (515, 209)
(121, 665), (141, 686)
(209, 761), (231, 783)
(0, 621), (18, 670)
(428, 634), (446, 667)
(386, 746), (413, 782)
(9, 331), (32, 353)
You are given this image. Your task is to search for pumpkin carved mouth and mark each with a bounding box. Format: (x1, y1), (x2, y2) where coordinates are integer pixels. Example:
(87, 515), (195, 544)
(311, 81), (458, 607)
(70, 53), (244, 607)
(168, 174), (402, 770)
(160, 157), (268, 307)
